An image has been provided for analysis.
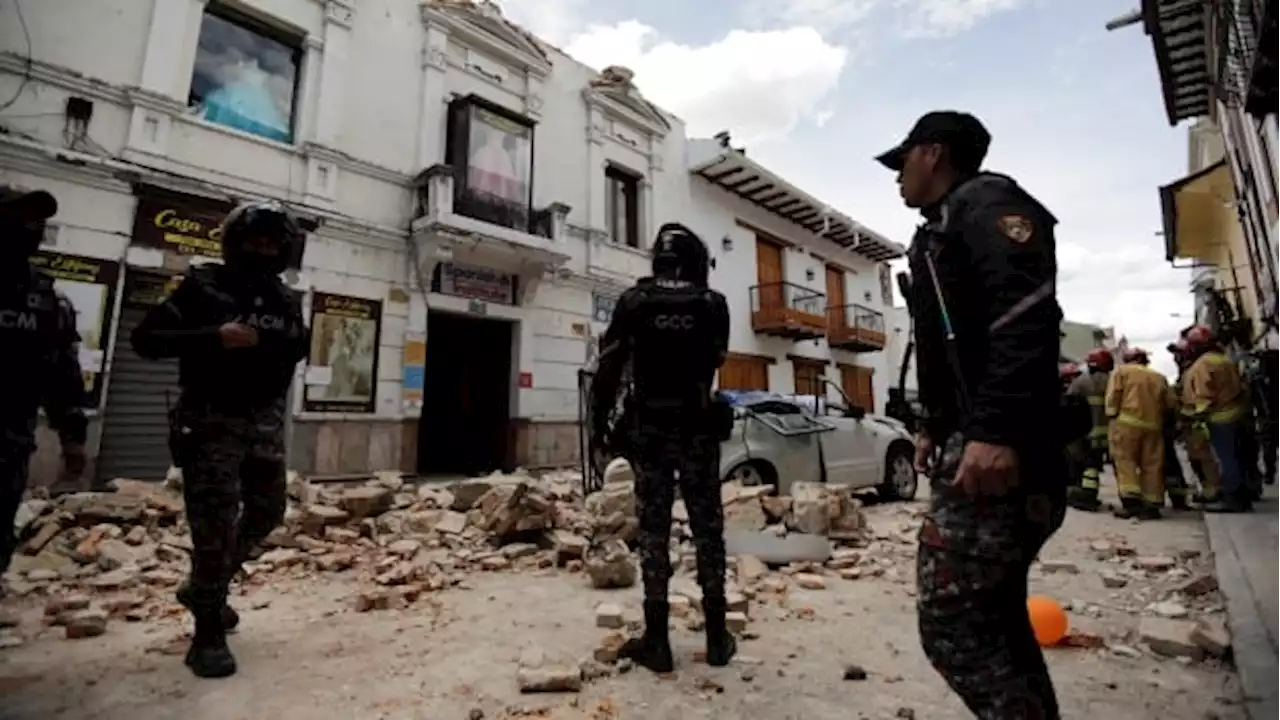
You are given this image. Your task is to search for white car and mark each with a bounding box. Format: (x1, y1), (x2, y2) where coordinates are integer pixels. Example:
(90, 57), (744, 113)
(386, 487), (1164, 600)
(718, 388), (919, 500)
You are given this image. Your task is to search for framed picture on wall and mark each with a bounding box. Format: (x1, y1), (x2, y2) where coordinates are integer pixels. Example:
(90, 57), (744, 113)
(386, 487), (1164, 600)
(303, 292), (383, 413)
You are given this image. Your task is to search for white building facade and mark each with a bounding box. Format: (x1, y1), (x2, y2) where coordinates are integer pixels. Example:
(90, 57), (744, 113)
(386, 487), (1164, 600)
(685, 136), (907, 413)
(0, 0), (687, 484)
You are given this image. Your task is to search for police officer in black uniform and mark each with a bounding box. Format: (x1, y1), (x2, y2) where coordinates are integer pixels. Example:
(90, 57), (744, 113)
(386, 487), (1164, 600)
(880, 112), (1065, 719)
(590, 223), (733, 673)
(0, 187), (88, 585)
(132, 200), (308, 678)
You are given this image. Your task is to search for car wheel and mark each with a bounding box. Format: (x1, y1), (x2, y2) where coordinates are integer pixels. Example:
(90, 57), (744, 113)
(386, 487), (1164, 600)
(878, 446), (918, 501)
(725, 461), (771, 488)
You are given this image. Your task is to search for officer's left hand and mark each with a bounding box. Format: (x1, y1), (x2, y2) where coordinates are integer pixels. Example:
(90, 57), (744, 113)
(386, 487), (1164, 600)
(60, 443), (87, 485)
(953, 441), (1019, 497)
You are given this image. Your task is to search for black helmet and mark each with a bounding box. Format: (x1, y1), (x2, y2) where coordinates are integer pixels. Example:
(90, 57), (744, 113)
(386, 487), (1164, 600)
(219, 200), (300, 274)
(651, 222), (710, 286)
(0, 186), (57, 261)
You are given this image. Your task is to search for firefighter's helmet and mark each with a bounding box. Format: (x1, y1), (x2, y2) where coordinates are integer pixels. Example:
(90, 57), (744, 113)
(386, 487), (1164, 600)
(1121, 347), (1149, 364)
(1085, 347), (1114, 372)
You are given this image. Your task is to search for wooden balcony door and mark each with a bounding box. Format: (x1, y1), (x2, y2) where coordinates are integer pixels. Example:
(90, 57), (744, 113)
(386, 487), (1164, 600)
(718, 353), (771, 391)
(825, 265), (845, 329)
(756, 236), (784, 311)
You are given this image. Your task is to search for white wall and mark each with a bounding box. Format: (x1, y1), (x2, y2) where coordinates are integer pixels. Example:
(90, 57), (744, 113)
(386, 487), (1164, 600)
(686, 176), (900, 411)
(0, 0), (690, 429)
(1216, 103), (1279, 350)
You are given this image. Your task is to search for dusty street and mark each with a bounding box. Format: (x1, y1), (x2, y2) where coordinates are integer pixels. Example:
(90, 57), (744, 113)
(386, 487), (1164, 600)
(0, 470), (1247, 720)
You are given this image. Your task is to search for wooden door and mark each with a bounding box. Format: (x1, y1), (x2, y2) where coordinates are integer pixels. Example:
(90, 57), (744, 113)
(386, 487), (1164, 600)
(825, 265), (845, 329)
(755, 236), (784, 311)
(719, 355), (769, 391)
(792, 358), (825, 397)
(840, 364), (875, 412)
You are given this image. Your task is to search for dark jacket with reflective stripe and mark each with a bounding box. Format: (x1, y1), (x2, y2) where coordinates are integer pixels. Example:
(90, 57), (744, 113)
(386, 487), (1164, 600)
(905, 172), (1063, 450)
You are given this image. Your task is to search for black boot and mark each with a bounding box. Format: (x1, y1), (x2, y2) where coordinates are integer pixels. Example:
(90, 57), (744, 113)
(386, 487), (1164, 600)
(619, 600), (674, 673)
(1066, 487), (1101, 512)
(703, 596), (737, 667)
(1169, 495), (1190, 511)
(1202, 496), (1253, 513)
(177, 583), (240, 632)
(184, 610), (237, 679)
(1137, 504), (1163, 520)
(1112, 497), (1143, 519)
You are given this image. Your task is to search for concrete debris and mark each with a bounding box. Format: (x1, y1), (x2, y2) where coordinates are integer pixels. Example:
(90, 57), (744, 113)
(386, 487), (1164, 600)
(1139, 617), (1204, 660)
(595, 603), (624, 629)
(1133, 555), (1177, 572)
(1190, 619), (1231, 658)
(1099, 571), (1129, 589)
(584, 539), (637, 590)
(63, 609), (108, 639)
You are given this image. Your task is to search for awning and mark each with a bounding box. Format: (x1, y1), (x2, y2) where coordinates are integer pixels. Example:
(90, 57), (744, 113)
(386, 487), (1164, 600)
(690, 151), (905, 261)
(1159, 160), (1234, 262)
(1141, 0), (1212, 125)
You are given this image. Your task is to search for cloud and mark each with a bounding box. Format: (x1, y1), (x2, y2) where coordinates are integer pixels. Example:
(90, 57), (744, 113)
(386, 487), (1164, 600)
(563, 22), (850, 144)
(743, 0), (1028, 38)
(496, 0), (589, 46)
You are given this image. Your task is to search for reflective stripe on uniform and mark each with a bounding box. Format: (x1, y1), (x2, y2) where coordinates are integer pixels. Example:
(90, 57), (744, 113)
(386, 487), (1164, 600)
(1089, 425), (1109, 438)
(1115, 413), (1160, 431)
(1209, 403), (1245, 424)
(1087, 395), (1104, 406)
(1081, 468), (1099, 490)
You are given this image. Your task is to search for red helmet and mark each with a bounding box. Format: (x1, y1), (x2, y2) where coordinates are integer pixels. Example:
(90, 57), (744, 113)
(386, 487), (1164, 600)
(1122, 347), (1149, 364)
(1060, 362), (1082, 380)
(1085, 348), (1114, 372)
(1185, 324), (1215, 348)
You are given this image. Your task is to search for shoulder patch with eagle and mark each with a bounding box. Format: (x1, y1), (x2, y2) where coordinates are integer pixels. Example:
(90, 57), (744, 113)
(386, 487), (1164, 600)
(997, 214), (1035, 244)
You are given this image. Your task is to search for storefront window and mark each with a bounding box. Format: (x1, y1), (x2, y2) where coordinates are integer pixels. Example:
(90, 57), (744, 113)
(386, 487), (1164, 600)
(189, 6), (302, 144)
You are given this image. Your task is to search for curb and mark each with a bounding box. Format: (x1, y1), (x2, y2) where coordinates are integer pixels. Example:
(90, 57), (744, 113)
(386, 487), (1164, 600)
(1202, 492), (1278, 720)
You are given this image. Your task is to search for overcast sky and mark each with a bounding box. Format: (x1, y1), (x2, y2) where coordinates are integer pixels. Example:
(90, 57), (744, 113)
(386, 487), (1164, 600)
(502, 0), (1194, 377)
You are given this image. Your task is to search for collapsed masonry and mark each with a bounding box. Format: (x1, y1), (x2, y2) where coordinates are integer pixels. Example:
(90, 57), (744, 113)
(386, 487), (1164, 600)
(3, 461), (870, 645)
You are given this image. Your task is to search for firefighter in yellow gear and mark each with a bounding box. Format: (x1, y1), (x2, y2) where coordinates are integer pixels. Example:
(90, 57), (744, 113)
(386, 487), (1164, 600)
(1182, 325), (1252, 513)
(1065, 348), (1113, 511)
(1170, 338), (1222, 503)
(1105, 347), (1177, 519)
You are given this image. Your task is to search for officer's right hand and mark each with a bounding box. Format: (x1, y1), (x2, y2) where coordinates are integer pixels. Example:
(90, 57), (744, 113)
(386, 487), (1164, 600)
(913, 433), (934, 475)
(218, 322), (259, 349)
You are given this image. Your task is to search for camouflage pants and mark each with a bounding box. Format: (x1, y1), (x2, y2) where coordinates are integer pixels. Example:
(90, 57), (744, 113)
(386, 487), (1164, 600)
(630, 430), (725, 603)
(0, 447), (32, 577)
(917, 460), (1067, 720)
(170, 401), (287, 611)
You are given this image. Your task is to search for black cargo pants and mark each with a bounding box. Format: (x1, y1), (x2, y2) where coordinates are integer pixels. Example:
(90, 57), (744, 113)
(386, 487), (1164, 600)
(170, 401), (287, 611)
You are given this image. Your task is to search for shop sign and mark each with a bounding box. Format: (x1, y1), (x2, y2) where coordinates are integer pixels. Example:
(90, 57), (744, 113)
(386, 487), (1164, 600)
(303, 292), (383, 414)
(30, 251), (121, 408)
(131, 189), (306, 267)
(434, 262), (516, 305)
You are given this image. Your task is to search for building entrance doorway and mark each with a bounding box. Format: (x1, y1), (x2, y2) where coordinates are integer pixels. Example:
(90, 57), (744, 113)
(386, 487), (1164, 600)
(417, 310), (514, 476)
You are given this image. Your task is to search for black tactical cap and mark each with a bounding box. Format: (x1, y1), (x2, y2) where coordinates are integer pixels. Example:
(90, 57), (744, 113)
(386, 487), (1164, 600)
(875, 111), (991, 173)
(0, 187), (58, 221)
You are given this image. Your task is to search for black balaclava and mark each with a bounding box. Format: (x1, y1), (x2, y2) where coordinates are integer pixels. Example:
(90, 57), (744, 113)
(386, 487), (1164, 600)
(219, 201), (299, 278)
(0, 188), (57, 273)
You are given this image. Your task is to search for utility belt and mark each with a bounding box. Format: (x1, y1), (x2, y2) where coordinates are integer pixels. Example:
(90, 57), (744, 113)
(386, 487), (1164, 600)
(617, 390), (735, 443)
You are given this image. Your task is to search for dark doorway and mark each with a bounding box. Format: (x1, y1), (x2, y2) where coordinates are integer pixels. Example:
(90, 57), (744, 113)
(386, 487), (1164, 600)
(418, 310), (514, 476)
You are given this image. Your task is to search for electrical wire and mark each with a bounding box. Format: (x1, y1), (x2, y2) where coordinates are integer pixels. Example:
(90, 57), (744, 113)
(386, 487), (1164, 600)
(0, 0), (33, 114)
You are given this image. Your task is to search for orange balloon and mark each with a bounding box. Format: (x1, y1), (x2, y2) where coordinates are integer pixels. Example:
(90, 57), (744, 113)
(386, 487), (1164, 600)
(1027, 594), (1069, 647)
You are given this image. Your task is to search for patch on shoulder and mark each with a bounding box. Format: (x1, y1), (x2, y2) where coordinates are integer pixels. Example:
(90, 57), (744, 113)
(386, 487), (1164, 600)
(997, 214), (1034, 244)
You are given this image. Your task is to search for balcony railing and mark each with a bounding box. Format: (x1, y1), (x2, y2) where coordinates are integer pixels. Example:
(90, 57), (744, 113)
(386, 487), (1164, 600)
(750, 281), (826, 339)
(828, 303), (886, 351)
(412, 164), (569, 243)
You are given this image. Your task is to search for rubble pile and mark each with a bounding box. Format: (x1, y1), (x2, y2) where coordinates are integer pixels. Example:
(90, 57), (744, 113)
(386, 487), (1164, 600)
(1035, 535), (1233, 664)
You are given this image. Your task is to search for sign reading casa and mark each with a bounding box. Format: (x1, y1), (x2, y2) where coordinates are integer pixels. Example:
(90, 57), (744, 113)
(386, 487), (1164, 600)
(130, 188), (308, 267)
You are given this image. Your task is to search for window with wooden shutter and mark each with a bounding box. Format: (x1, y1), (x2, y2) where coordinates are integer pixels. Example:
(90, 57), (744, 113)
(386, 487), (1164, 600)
(790, 356), (827, 397)
(718, 353), (771, 391)
(839, 363), (875, 412)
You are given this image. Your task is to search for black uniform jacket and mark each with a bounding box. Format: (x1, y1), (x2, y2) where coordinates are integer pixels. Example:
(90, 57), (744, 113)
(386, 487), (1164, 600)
(905, 172), (1063, 451)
